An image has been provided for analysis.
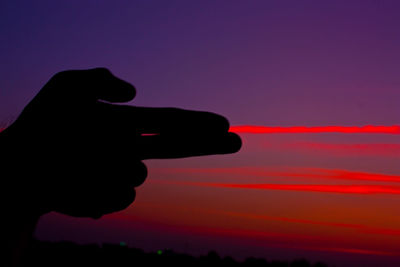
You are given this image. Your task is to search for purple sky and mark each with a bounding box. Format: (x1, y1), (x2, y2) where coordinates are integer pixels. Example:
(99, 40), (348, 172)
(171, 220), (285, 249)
(1, 1), (399, 126)
(1, 1), (400, 267)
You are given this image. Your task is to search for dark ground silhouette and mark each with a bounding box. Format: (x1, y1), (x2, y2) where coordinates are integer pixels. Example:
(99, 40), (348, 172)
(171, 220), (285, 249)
(26, 239), (329, 267)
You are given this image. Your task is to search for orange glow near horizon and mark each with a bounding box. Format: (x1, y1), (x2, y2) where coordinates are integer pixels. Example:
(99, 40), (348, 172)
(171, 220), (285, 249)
(105, 212), (400, 257)
(229, 125), (400, 134)
(220, 211), (400, 237)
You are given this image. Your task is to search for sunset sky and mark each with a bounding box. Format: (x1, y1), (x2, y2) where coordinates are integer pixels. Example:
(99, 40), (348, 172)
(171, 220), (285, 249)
(1, 1), (400, 266)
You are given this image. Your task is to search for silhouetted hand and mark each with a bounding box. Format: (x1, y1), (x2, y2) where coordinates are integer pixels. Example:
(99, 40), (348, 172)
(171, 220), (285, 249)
(1, 68), (241, 220)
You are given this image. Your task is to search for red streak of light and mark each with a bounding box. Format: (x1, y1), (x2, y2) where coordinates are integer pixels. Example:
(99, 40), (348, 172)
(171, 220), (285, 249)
(162, 180), (400, 195)
(3, 125), (399, 135)
(140, 133), (159, 136)
(204, 183), (400, 194)
(278, 142), (400, 157)
(162, 167), (400, 183)
(302, 167), (400, 183)
(230, 125), (400, 134)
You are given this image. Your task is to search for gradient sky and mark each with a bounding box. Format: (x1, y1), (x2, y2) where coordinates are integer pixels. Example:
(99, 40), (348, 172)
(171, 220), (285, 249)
(1, 1), (400, 267)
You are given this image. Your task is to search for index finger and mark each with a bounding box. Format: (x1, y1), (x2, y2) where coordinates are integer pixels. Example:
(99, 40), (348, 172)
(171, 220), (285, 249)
(104, 104), (231, 135)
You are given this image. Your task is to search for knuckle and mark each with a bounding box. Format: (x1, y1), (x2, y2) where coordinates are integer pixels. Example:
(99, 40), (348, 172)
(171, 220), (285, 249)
(92, 67), (111, 74)
(51, 70), (74, 81)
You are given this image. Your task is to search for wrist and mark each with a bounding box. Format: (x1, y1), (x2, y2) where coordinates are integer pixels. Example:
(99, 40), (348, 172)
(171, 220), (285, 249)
(4, 210), (41, 267)
(2, 125), (44, 266)
(1, 123), (50, 216)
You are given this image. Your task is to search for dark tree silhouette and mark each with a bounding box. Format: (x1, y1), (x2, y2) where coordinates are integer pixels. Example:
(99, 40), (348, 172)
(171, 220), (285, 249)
(25, 239), (329, 267)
